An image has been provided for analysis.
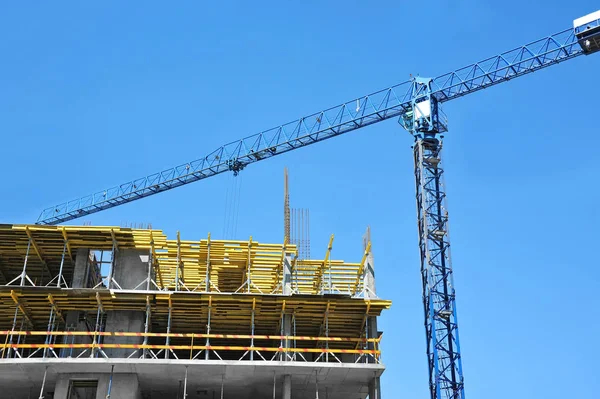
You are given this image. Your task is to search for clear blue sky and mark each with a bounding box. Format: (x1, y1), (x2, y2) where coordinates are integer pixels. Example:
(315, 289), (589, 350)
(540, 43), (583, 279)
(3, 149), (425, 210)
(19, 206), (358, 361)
(1, 1), (599, 398)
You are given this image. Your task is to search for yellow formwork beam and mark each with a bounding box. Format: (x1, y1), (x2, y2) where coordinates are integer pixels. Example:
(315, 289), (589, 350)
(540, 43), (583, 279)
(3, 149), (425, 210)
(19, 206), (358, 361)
(47, 294), (65, 325)
(0, 289), (391, 341)
(61, 227), (73, 262)
(9, 290), (33, 327)
(0, 225), (374, 296)
(24, 227), (52, 279)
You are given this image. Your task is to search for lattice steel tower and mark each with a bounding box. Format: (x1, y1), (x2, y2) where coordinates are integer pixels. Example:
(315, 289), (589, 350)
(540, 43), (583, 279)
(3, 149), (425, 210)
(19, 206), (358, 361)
(400, 77), (463, 399)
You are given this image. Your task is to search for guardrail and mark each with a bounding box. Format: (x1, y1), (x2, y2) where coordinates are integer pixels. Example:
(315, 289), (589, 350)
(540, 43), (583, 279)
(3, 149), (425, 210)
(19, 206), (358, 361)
(0, 330), (382, 364)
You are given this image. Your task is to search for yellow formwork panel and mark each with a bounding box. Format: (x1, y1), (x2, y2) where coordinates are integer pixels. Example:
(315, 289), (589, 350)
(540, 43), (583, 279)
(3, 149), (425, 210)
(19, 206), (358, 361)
(0, 224), (372, 296)
(0, 288), (391, 347)
(0, 225), (391, 353)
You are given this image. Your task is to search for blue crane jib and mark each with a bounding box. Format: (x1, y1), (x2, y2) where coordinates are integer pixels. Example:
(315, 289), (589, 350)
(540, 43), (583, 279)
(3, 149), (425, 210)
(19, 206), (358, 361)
(32, 10), (599, 399)
(36, 11), (599, 226)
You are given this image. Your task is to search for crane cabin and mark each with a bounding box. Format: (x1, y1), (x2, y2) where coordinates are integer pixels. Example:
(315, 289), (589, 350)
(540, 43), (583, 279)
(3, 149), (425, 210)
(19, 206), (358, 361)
(574, 10), (600, 54)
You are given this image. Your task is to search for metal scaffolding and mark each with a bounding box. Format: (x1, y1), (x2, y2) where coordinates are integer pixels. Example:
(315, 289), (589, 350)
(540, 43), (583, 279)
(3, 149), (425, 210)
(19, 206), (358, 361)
(0, 225), (376, 296)
(0, 225), (390, 366)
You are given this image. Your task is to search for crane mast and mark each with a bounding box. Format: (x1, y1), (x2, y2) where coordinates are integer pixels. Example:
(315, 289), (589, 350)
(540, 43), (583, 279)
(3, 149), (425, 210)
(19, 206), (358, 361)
(414, 138), (462, 399)
(33, 10), (600, 399)
(402, 78), (462, 399)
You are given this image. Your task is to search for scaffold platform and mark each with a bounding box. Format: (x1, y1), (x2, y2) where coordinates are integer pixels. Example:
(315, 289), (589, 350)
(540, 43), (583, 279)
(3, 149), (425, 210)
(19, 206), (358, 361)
(0, 224), (389, 398)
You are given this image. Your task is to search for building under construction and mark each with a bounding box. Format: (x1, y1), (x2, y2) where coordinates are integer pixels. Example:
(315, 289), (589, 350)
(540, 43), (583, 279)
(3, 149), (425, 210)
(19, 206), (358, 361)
(0, 224), (390, 398)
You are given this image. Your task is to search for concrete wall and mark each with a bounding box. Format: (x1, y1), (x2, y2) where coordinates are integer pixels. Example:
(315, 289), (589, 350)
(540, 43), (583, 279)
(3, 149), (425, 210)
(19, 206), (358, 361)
(61, 248), (94, 358)
(114, 249), (150, 290)
(71, 248), (91, 288)
(59, 311), (93, 359)
(53, 373), (142, 399)
(103, 311), (145, 358)
(103, 249), (149, 358)
(63, 250), (150, 359)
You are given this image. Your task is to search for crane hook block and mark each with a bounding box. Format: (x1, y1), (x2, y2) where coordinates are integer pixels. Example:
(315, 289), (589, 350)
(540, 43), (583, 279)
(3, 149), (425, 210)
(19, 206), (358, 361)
(227, 159), (245, 176)
(574, 10), (600, 54)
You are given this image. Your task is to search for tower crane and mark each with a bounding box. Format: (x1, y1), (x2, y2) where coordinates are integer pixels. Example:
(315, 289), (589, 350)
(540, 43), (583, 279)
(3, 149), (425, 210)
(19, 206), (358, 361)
(35, 11), (600, 399)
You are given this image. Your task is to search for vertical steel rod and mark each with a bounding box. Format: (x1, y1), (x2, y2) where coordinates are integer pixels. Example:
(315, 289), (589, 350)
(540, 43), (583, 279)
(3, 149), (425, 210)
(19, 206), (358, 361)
(21, 239), (32, 286)
(205, 234), (211, 292)
(279, 311), (284, 361)
(205, 298), (212, 360)
(250, 307), (255, 361)
(107, 243), (116, 289)
(300, 209), (304, 259)
(91, 304), (101, 358)
(142, 296), (150, 359)
(165, 298), (172, 359)
(146, 247), (153, 291)
(325, 311), (329, 363)
(293, 314), (297, 361)
(364, 317), (370, 364)
(38, 366), (48, 399)
(5, 306), (19, 358)
(15, 317), (24, 358)
(183, 367), (188, 399)
(327, 252), (332, 293)
(49, 307), (58, 351)
(43, 307), (54, 358)
(294, 258), (299, 293)
(307, 209), (311, 260)
(246, 238), (252, 293)
(176, 231), (181, 291)
(107, 365), (114, 398)
(57, 242), (67, 288)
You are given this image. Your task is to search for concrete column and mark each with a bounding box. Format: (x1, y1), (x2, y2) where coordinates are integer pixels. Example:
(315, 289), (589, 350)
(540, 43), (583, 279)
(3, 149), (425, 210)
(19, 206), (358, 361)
(103, 249), (148, 358)
(281, 253), (294, 361)
(61, 248), (92, 358)
(71, 248), (90, 288)
(282, 374), (292, 399)
(362, 244), (381, 367)
(363, 249), (376, 299)
(114, 249), (149, 290)
(368, 379), (376, 399)
(283, 253), (293, 295)
(367, 314), (378, 363)
(368, 377), (381, 399)
(366, 248), (381, 399)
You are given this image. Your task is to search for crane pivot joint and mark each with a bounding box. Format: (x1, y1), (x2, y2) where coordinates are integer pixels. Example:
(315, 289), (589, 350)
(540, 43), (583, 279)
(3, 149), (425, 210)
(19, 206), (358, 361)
(399, 77), (447, 139)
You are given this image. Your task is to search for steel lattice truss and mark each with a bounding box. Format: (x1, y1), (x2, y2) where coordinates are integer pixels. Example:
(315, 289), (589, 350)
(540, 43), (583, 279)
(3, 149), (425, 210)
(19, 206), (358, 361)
(37, 26), (588, 225)
(414, 140), (463, 399)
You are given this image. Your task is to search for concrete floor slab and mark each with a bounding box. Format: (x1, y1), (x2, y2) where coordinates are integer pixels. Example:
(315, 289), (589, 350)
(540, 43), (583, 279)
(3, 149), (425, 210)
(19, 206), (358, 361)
(0, 358), (384, 399)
